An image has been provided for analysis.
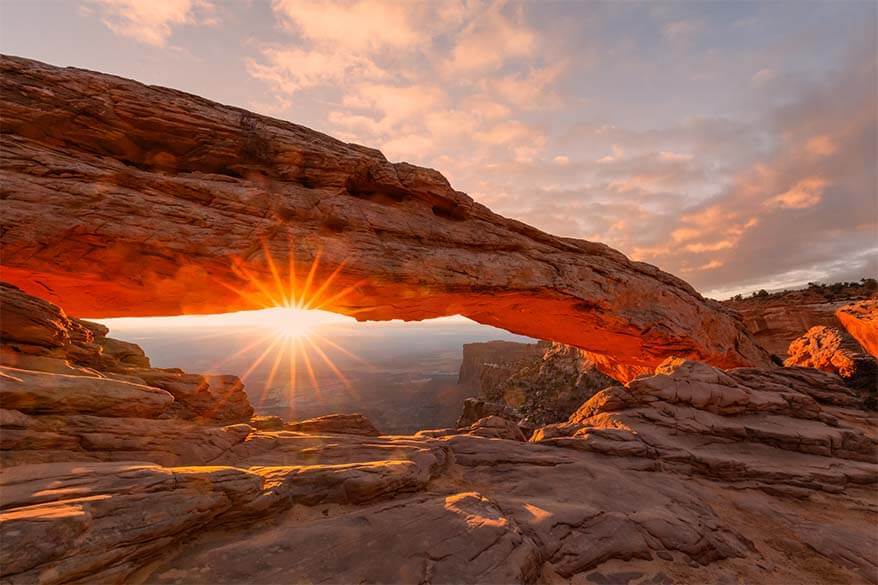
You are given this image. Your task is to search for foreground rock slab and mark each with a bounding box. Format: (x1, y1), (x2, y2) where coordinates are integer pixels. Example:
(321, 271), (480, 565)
(0, 55), (770, 380)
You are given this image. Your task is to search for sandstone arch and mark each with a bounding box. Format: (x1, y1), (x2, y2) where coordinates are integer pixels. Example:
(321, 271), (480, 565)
(0, 55), (771, 381)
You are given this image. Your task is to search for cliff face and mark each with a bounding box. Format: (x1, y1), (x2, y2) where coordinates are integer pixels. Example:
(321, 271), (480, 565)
(0, 55), (771, 381)
(458, 341), (544, 388)
(460, 340), (620, 424)
(724, 283), (876, 357)
(0, 282), (254, 426)
(837, 300), (878, 359)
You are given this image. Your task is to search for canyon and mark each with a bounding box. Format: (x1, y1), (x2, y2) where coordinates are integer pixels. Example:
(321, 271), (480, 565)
(0, 56), (876, 585)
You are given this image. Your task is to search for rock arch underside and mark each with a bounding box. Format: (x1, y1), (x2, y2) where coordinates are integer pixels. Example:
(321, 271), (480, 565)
(0, 55), (771, 381)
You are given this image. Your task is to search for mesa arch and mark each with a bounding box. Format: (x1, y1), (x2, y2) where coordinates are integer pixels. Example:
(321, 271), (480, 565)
(0, 55), (771, 382)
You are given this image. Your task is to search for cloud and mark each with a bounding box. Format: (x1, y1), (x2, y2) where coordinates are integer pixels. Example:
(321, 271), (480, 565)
(662, 19), (702, 47)
(442, 2), (536, 74)
(246, 47), (387, 94)
(239, 2), (873, 299)
(271, 0), (424, 51)
(767, 177), (826, 209)
(86, 0), (216, 46)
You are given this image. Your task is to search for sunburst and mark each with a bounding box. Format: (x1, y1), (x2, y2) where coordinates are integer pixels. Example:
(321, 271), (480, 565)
(208, 240), (371, 412)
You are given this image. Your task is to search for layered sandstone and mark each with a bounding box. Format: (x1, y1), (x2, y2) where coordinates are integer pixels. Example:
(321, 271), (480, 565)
(837, 300), (878, 358)
(0, 285), (875, 584)
(724, 282), (875, 357)
(785, 325), (877, 394)
(0, 282), (253, 425)
(0, 55), (770, 381)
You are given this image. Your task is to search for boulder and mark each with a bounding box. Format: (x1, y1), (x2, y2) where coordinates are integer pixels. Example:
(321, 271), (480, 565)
(456, 397), (520, 428)
(283, 413), (382, 436)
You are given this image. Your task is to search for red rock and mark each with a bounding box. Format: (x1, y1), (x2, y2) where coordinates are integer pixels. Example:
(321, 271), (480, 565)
(785, 326), (877, 393)
(724, 283), (875, 357)
(0, 55), (771, 381)
(283, 413), (382, 436)
(837, 300), (878, 359)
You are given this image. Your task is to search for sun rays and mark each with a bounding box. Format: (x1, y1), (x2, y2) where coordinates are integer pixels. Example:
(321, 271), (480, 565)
(207, 241), (371, 409)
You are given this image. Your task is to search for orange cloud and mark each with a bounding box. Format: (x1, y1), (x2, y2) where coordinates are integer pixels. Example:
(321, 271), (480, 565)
(805, 135), (837, 156)
(767, 177), (826, 209)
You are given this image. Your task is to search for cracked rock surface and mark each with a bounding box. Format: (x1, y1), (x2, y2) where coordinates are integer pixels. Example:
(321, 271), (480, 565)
(1, 287), (875, 584)
(0, 55), (771, 381)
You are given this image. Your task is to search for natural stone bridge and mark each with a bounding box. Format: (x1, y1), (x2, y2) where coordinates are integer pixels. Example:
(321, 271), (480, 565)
(0, 55), (771, 381)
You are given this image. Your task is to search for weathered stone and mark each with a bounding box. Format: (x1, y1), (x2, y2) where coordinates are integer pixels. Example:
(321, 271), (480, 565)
(283, 413), (381, 436)
(724, 283), (875, 357)
(837, 300), (878, 359)
(0, 367), (173, 417)
(785, 325), (877, 393)
(0, 55), (771, 381)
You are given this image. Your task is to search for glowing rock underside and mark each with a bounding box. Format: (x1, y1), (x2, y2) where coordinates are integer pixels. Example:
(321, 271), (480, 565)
(0, 55), (771, 381)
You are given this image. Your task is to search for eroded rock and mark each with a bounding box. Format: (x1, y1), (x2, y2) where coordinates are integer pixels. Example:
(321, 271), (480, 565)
(837, 300), (878, 359)
(283, 413), (382, 436)
(0, 55), (771, 381)
(785, 325), (877, 394)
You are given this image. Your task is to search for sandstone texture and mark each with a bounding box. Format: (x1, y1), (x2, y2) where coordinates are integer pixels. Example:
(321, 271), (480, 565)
(1, 58), (877, 585)
(0, 283), (254, 425)
(282, 413), (382, 436)
(837, 300), (878, 359)
(1, 294), (875, 585)
(724, 282), (875, 358)
(785, 325), (877, 395)
(0, 55), (771, 381)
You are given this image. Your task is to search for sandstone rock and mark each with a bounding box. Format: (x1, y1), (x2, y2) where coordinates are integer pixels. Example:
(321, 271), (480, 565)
(785, 325), (877, 393)
(456, 397), (520, 428)
(145, 492), (542, 585)
(532, 358), (877, 494)
(724, 282), (875, 358)
(283, 413), (381, 436)
(249, 415), (285, 430)
(465, 415), (527, 441)
(0, 366), (173, 417)
(0, 284), (254, 424)
(459, 340), (544, 388)
(498, 342), (619, 424)
(460, 341), (621, 425)
(0, 55), (771, 381)
(837, 300), (878, 358)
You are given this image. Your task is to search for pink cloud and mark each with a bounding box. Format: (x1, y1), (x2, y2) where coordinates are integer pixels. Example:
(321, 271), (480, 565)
(87, 0), (217, 46)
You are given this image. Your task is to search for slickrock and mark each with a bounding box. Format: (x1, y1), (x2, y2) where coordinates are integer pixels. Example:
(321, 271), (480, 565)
(532, 358), (877, 494)
(1, 59), (876, 585)
(282, 413), (382, 436)
(837, 300), (878, 358)
(0, 55), (771, 380)
(248, 414), (285, 431)
(0, 367), (173, 417)
(785, 325), (878, 394)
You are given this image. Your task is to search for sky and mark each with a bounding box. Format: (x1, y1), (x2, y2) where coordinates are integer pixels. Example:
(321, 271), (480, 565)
(1, 0), (876, 300)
